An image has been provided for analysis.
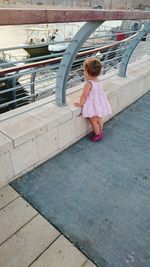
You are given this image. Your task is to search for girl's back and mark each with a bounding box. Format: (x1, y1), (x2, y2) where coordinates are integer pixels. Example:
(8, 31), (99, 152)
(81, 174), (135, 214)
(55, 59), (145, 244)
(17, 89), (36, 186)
(82, 80), (112, 118)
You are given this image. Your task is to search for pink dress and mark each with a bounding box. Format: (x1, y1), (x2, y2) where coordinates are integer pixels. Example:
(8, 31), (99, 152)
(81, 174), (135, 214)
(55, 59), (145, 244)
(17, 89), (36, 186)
(82, 80), (112, 118)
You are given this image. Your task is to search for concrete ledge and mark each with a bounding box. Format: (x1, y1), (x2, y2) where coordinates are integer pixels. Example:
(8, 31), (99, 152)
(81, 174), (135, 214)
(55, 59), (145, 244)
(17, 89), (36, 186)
(0, 59), (150, 187)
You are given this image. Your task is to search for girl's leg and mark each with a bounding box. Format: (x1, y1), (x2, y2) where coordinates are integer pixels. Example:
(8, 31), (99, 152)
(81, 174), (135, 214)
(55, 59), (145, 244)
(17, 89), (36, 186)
(89, 116), (100, 135)
(97, 117), (103, 133)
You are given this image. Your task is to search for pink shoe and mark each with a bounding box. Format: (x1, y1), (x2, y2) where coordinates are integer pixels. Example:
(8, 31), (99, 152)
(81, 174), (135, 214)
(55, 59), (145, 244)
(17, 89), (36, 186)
(91, 132), (105, 142)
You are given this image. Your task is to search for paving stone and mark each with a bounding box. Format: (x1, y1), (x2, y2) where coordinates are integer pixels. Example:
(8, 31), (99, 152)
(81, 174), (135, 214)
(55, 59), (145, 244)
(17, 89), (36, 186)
(0, 197), (37, 245)
(0, 185), (19, 210)
(30, 235), (87, 267)
(83, 260), (97, 267)
(0, 214), (60, 267)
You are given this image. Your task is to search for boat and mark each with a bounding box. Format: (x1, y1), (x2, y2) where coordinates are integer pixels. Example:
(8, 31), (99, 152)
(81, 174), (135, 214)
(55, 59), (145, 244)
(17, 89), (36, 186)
(22, 23), (82, 58)
(23, 43), (50, 58)
(22, 27), (57, 57)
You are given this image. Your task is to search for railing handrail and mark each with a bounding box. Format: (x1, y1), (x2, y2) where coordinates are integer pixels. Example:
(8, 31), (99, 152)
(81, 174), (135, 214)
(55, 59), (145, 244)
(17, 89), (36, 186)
(0, 9), (150, 26)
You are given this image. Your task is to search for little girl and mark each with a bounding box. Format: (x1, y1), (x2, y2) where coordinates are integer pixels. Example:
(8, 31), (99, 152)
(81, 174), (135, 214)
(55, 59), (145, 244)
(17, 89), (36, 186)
(75, 57), (112, 142)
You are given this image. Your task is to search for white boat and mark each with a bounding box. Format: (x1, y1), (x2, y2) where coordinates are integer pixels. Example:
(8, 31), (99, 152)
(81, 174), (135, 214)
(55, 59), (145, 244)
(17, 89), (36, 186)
(23, 23), (82, 57)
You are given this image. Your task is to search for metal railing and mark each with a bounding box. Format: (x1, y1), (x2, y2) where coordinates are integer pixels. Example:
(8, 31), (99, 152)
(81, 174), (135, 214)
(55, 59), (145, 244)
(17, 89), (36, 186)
(0, 9), (150, 116)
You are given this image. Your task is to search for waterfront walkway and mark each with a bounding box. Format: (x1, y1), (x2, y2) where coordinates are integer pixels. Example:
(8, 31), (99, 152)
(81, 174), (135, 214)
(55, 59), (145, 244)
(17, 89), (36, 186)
(0, 91), (150, 267)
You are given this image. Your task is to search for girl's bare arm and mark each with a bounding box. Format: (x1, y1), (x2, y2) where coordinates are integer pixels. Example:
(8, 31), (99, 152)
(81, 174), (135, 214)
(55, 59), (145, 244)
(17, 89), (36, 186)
(74, 82), (92, 107)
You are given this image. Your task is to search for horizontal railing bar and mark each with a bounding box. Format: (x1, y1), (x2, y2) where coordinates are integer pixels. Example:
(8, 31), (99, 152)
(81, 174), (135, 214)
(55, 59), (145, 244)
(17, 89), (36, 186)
(0, 56), (62, 76)
(102, 66), (118, 72)
(103, 55), (123, 63)
(0, 73), (58, 94)
(0, 66), (56, 81)
(0, 54), (60, 68)
(35, 85), (55, 93)
(0, 64), (58, 81)
(0, 79), (57, 94)
(0, 93), (37, 108)
(69, 69), (83, 77)
(0, 9), (150, 25)
(89, 30), (141, 39)
(68, 76), (83, 83)
(0, 49), (70, 68)
(101, 46), (128, 56)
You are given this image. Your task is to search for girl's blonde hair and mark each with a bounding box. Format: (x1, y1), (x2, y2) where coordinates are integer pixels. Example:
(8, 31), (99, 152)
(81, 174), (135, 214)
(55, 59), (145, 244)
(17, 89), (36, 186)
(84, 58), (102, 77)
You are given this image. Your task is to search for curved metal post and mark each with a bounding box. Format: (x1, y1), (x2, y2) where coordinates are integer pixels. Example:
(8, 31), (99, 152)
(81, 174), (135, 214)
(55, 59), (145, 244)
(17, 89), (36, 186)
(55, 21), (104, 105)
(119, 22), (150, 77)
